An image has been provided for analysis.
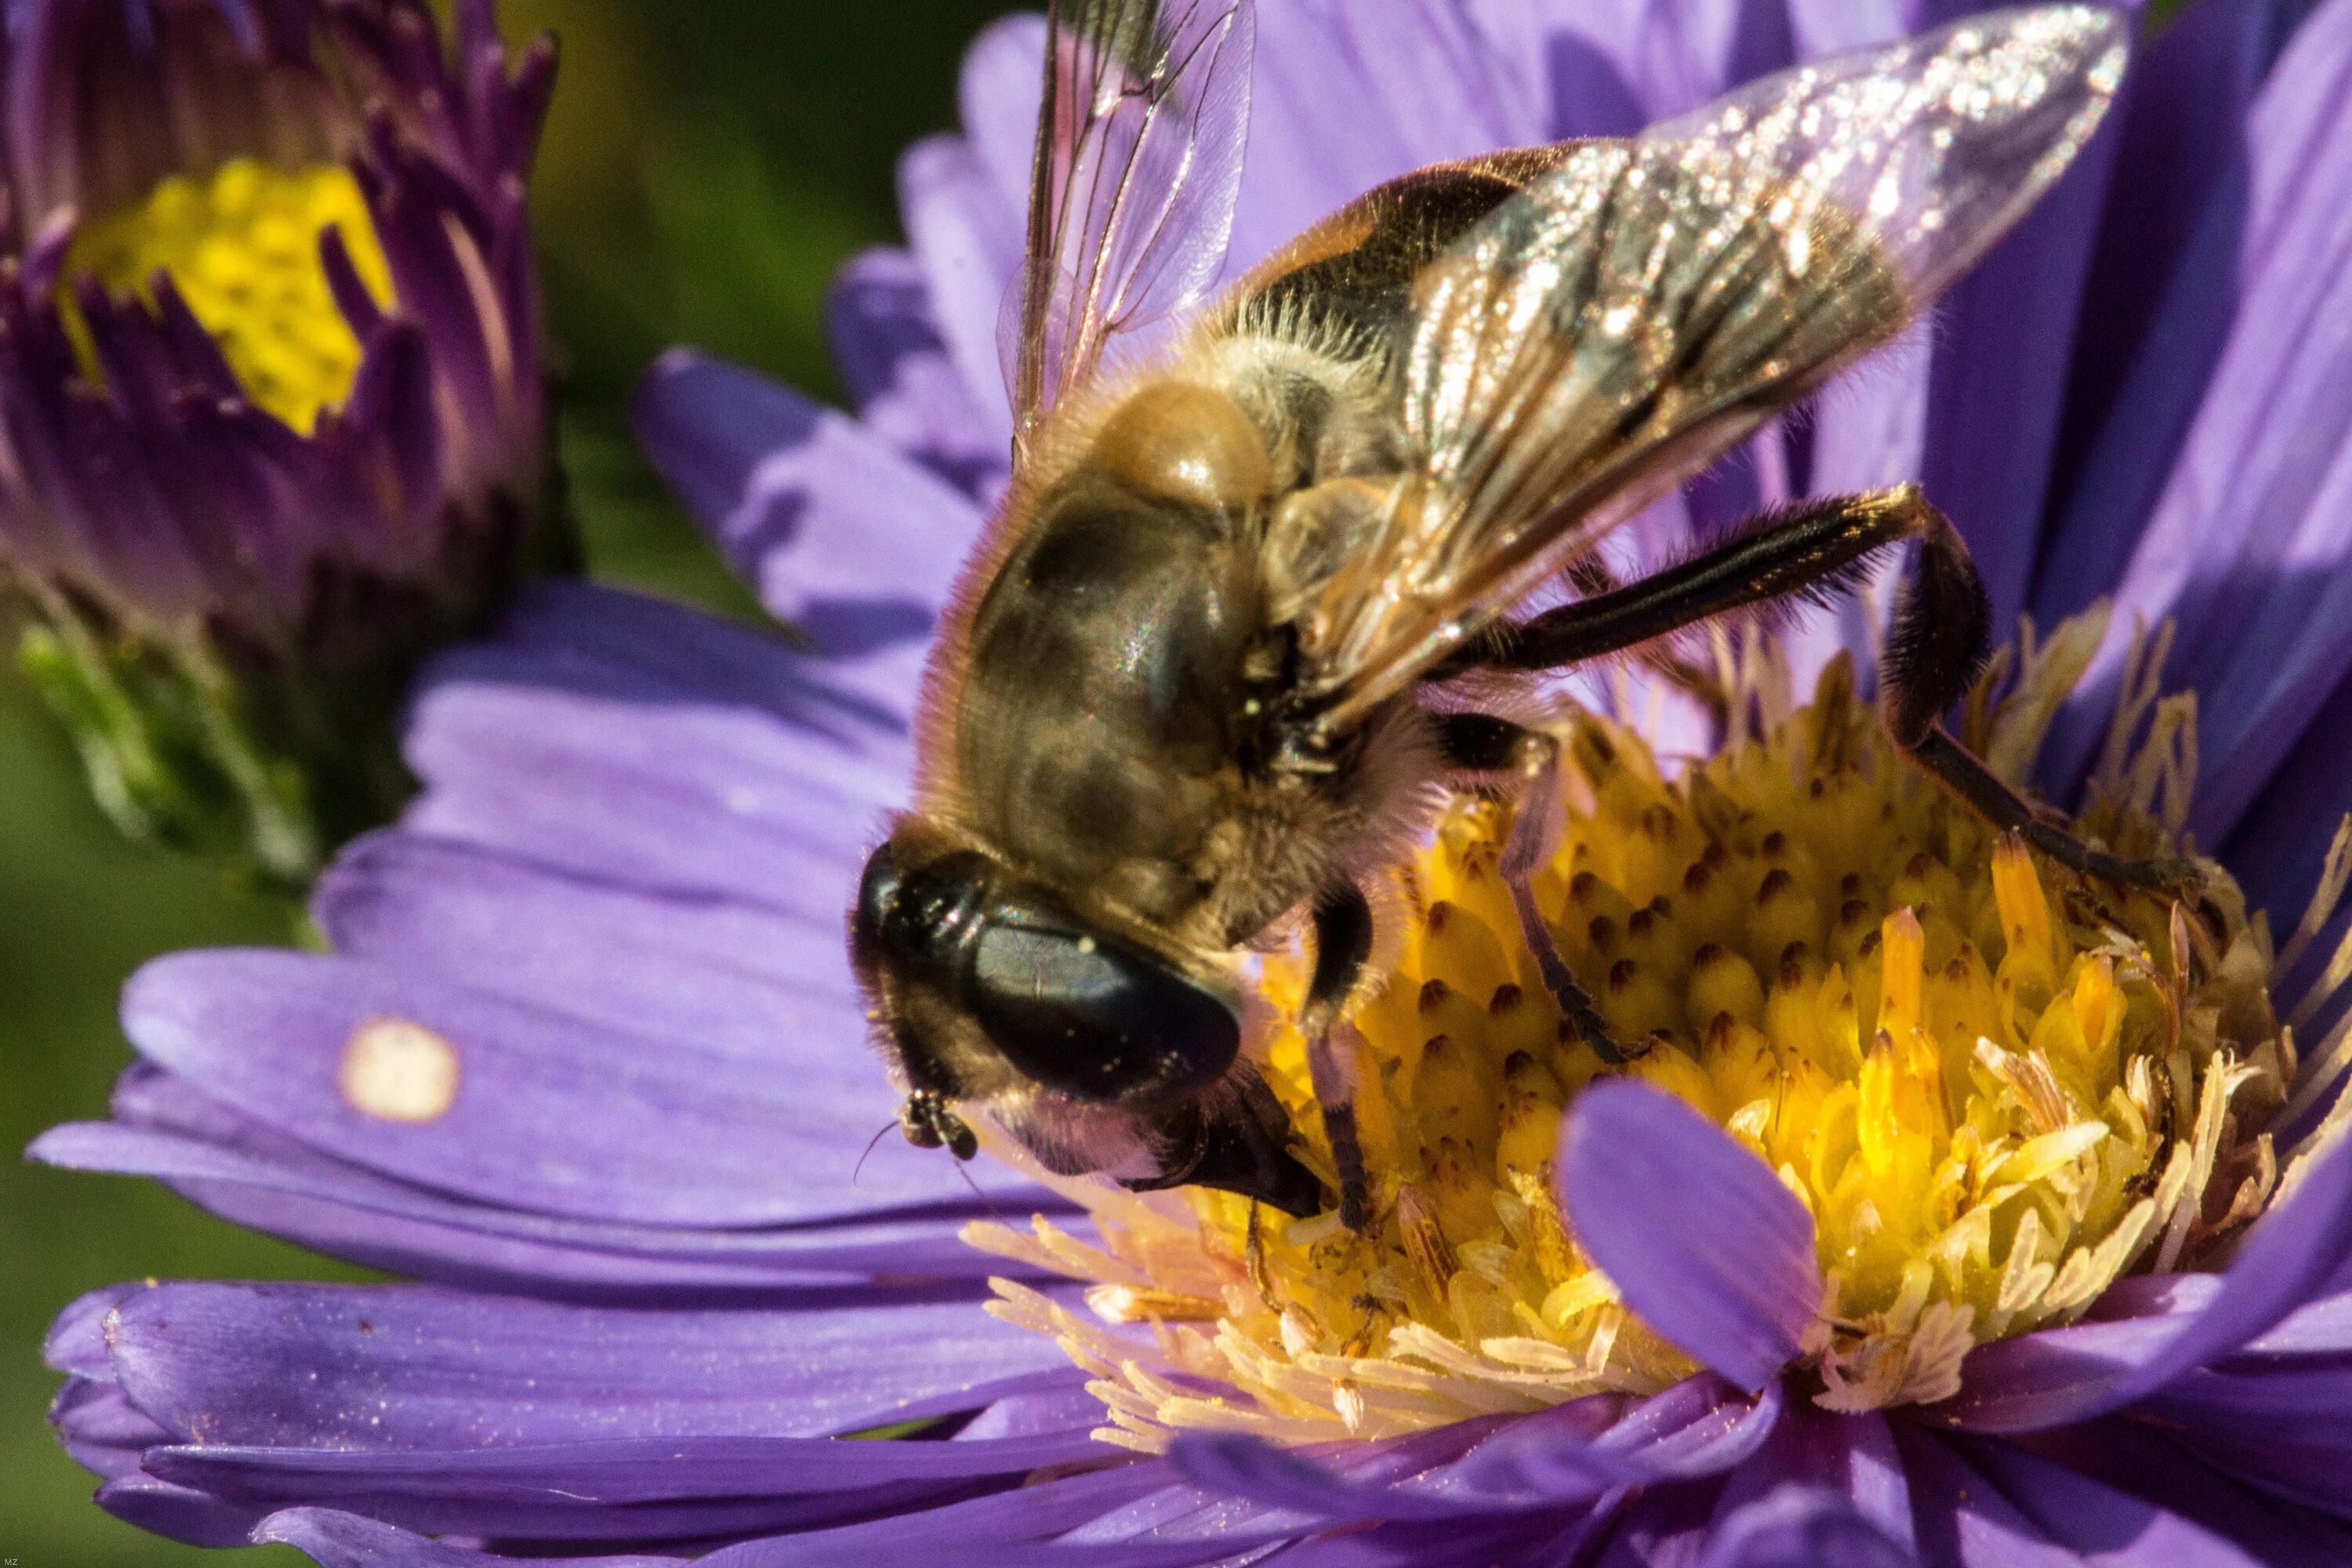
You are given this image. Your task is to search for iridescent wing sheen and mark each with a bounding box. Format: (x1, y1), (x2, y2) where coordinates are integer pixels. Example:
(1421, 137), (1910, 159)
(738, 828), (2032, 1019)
(1299, 5), (2129, 732)
(1003, 0), (1254, 459)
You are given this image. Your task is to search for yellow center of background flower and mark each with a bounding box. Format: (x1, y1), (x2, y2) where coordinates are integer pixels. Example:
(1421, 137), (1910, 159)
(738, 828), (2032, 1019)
(974, 617), (2296, 1449)
(64, 157), (394, 433)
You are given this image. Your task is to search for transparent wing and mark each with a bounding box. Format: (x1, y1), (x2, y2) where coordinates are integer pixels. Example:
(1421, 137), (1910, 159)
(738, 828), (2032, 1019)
(1301, 5), (2128, 730)
(1001, 0), (1254, 458)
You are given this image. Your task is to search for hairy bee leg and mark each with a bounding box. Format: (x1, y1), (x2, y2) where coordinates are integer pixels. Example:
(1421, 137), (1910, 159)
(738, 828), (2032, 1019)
(1456, 484), (1943, 675)
(1304, 884), (1375, 1231)
(1437, 715), (1629, 1065)
(1878, 507), (2202, 892)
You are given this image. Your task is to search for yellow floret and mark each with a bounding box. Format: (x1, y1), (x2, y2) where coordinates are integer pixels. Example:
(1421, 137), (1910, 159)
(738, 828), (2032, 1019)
(64, 158), (395, 433)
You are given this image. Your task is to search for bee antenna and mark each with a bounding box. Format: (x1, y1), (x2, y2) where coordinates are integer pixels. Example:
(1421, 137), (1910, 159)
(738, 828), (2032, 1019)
(852, 1120), (898, 1187)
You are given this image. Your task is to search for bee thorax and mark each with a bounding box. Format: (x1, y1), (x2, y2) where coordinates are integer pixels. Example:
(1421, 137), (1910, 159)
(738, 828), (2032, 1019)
(1091, 381), (1271, 514)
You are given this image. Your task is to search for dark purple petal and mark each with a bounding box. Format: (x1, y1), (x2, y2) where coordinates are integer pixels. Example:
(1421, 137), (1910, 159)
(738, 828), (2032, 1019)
(1698, 1486), (1914, 1568)
(117, 946), (1034, 1226)
(1918, 79), (2127, 635)
(2023, 1416), (2352, 1557)
(51, 1377), (173, 1479)
(1945, 1122), (2352, 1432)
(2041, 0), (2352, 822)
(1711, 1402), (1912, 1557)
(1900, 1439), (2286, 1568)
(630, 349), (983, 660)
(93, 1473), (268, 1551)
(103, 1281), (1080, 1448)
(695, 1464), (1185, 1567)
(2037, 0), (2276, 601)
(258, 1507), (681, 1567)
(1559, 1081), (1823, 1392)
(2220, 655), (2352, 930)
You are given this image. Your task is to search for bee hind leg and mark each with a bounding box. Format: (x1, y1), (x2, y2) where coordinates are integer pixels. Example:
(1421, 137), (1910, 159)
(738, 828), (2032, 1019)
(1435, 714), (1627, 1065)
(1881, 510), (2201, 892)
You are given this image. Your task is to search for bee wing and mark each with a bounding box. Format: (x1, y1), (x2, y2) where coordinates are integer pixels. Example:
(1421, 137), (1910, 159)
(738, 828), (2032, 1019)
(1001, 0), (1255, 456)
(1300, 6), (2129, 731)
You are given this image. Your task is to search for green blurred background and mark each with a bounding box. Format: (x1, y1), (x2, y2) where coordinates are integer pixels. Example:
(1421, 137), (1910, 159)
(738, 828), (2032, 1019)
(1, 2), (1015, 1560)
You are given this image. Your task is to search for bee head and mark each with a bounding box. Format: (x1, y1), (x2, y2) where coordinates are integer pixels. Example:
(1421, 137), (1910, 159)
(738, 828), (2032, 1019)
(849, 829), (1243, 1123)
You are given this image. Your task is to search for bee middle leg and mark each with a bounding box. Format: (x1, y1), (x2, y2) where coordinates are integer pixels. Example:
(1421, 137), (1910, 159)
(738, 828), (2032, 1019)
(1433, 713), (1627, 1065)
(1303, 883), (1375, 1231)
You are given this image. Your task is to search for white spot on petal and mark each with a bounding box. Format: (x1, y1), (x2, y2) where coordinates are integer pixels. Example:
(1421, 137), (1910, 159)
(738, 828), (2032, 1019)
(339, 1015), (460, 1123)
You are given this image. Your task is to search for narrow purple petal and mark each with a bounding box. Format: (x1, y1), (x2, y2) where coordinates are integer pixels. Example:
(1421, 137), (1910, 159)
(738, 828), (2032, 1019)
(117, 947), (1034, 1226)
(140, 1429), (1107, 1541)
(258, 1507), (680, 1567)
(1711, 1401), (1912, 1556)
(316, 832), (863, 1054)
(1453, 1373), (1780, 1502)
(1919, 94), (2125, 634)
(826, 248), (1009, 500)
(1946, 1123), (2352, 1432)
(630, 349), (984, 658)
(1559, 1081), (1823, 1392)
(1940, 1431), (2276, 1566)
(2038, 0), (2275, 591)
(897, 132), (1021, 446)
(405, 583), (913, 906)
(1699, 1486), (1914, 1568)
(93, 1474), (267, 1550)
(2025, 1417), (2352, 1556)
(29, 1117), (1025, 1299)
(1167, 1417), (1517, 1523)
(103, 1281), (1080, 1448)
(2042, 0), (2352, 818)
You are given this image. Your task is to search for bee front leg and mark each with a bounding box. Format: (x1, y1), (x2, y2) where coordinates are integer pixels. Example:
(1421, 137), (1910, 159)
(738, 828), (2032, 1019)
(1435, 714), (1627, 1065)
(1303, 884), (1375, 1232)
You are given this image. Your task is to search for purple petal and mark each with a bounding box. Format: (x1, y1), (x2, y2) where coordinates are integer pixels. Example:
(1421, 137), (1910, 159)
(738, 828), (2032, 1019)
(826, 248), (1009, 500)
(1945, 1120), (2352, 1432)
(259, 1507), (680, 1567)
(2037, 0), (2275, 604)
(1167, 1417), (1519, 1523)
(30, 1116), (1025, 1301)
(1698, 1486), (1913, 1568)
(2220, 647), (2352, 927)
(1454, 1373), (1781, 1503)
(1224, 2), (1541, 270)
(316, 832), (862, 1059)
(1559, 1081), (1823, 1392)
(1711, 1401), (1912, 1555)
(1930, 1428), (2286, 1566)
(630, 349), (983, 662)
(695, 1464), (1185, 1567)
(2023, 1416), (2352, 1559)
(2042, 0), (2352, 823)
(116, 946), (1034, 1226)
(897, 132), (1021, 446)
(51, 1377), (172, 1479)
(103, 1281), (1079, 1449)
(1918, 83), (2127, 635)
(93, 1474), (267, 1551)
(405, 583), (912, 908)
(141, 1429), (1107, 1542)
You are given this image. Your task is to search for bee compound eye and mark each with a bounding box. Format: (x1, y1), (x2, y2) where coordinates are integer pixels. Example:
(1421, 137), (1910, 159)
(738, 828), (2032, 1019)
(966, 913), (1240, 1109)
(854, 842), (903, 946)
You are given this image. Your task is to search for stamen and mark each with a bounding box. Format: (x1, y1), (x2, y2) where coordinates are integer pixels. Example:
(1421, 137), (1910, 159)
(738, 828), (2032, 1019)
(976, 614), (2309, 1443)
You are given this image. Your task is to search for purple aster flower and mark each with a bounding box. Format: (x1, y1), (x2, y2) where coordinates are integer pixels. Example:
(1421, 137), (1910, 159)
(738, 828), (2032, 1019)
(36, 2), (2352, 1566)
(0, 0), (564, 887)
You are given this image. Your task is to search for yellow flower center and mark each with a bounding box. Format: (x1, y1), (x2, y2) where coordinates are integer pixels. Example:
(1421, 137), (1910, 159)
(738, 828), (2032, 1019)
(971, 614), (2303, 1450)
(64, 157), (395, 433)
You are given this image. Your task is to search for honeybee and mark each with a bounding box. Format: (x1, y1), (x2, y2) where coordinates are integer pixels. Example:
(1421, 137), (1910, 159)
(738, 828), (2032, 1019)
(851, 1), (2167, 1225)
